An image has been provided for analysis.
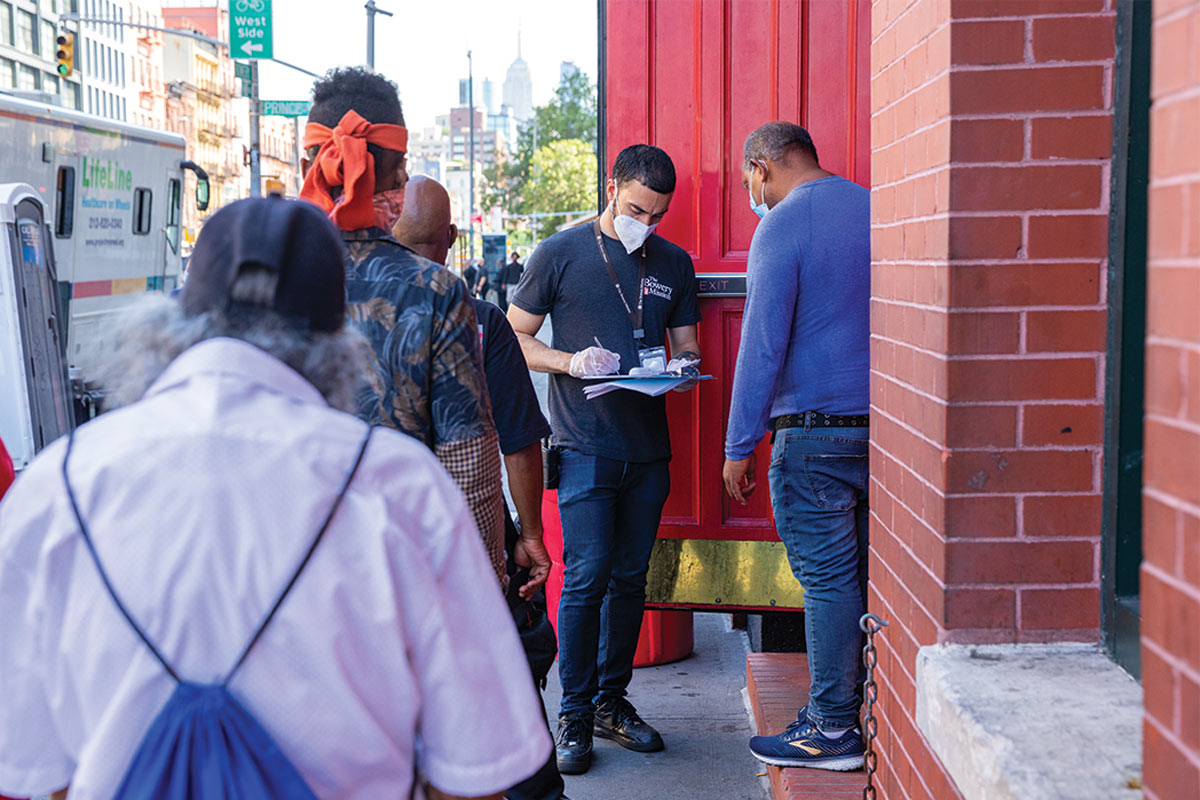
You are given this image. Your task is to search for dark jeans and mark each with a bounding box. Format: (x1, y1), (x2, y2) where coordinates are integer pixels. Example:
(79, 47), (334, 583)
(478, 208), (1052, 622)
(767, 425), (869, 731)
(556, 449), (671, 717)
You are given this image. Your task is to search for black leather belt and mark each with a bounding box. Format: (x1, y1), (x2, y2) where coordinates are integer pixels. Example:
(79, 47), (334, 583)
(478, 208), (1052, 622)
(773, 412), (870, 431)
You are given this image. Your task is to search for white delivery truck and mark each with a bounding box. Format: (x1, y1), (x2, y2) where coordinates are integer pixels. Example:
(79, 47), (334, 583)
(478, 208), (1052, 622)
(0, 91), (209, 468)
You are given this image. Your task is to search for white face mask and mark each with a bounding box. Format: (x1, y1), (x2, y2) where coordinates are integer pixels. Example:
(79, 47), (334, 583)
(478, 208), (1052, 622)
(611, 192), (657, 254)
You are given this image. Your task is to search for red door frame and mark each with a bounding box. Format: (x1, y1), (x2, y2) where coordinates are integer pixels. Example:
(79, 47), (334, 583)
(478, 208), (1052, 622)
(600, 0), (871, 610)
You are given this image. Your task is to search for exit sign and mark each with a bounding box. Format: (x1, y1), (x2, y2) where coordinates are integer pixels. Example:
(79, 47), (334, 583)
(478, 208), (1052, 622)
(230, 0), (273, 59)
(261, 100), (312, 117)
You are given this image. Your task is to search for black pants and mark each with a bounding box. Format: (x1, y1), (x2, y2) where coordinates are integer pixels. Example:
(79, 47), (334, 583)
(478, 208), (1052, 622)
(504, 510), (567, 800)
(506, 698), (566, 800)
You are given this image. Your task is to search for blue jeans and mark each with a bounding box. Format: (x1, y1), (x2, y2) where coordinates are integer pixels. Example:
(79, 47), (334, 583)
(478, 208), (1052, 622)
(556, 449), (671, 717)
(768, 425), (869, 730)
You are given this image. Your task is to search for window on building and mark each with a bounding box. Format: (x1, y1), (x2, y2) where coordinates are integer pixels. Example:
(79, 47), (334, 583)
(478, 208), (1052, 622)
(55, 166), (75, 238)
(43, 72), (58, 95)
(40, 19), (53, 61)
(132, 188), (153, 235)
(17, 64), (38, 91)
(60, 79), (79, 110)
(1103, 0), (1152, 679)
(16, 8), (35, 53)
(0, 3), (11, 48)
(0, 57), (13, 88)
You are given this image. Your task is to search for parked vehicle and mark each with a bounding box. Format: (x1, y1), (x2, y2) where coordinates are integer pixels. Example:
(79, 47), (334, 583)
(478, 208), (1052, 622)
(0, 92), (208, 468)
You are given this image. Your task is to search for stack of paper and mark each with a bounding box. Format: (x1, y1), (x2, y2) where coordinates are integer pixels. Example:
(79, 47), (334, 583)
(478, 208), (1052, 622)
(581, 374), (714, 399)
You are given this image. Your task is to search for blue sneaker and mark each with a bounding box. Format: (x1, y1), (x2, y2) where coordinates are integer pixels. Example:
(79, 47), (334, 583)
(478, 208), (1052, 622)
(749, 707), (865, 771)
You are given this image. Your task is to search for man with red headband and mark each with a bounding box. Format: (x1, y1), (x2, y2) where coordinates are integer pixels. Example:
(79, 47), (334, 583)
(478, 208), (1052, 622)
(300, 67), (510, 589)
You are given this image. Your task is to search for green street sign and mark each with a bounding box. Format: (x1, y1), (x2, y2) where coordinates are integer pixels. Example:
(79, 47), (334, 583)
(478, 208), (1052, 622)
(234, 61), (252, 81)
(230, 0), (273, 60)
(261, 100), (312, 117)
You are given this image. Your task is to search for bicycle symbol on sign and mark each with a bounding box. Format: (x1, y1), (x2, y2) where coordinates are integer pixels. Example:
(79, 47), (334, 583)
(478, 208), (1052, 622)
(235, 0), (265, 13)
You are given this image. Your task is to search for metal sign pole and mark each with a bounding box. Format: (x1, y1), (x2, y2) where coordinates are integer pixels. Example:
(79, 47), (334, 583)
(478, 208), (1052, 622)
(249, 60), (261, 198)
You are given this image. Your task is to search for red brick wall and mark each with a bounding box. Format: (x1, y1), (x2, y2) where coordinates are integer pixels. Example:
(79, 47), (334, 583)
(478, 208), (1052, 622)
(1141, 0), (1200, 797)
(870, 0), (1115, 797)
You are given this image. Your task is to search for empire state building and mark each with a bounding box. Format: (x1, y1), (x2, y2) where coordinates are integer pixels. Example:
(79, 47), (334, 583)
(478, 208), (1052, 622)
(502, 34), (534, 123)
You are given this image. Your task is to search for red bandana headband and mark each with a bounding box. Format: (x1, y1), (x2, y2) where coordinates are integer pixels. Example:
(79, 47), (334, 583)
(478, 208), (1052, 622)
(299, 109), (409, 231)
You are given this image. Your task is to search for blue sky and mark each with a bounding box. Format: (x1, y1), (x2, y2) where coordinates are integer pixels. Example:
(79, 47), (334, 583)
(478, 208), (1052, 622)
(253, 0), (599, 129)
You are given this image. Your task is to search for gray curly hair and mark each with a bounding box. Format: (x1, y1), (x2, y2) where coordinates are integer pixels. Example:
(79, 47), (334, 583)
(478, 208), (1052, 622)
(99, 269), (368, 413)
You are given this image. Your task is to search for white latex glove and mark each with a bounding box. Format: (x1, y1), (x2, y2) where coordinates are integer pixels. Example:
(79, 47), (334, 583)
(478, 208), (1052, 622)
(666, 356), (700, 374)
(667, 356), (701, 392)
(569, 347), (621, 378)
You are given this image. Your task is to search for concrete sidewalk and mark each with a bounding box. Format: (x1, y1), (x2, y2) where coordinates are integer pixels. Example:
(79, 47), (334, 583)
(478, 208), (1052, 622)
(541, 613), (770, 800)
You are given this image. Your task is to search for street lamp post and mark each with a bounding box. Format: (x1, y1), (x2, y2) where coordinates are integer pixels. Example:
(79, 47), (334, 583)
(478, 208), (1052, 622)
(468, 49), (475, 261)
(365, 1), (393, 70)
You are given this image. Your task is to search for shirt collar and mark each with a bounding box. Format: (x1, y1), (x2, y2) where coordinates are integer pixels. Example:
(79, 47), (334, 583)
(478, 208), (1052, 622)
(144, 338), (328, 407)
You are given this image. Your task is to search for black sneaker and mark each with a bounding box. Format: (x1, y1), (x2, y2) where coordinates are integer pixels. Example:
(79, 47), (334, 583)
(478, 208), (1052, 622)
(594, 696), (664, 753)
(555, 713), (594, 775)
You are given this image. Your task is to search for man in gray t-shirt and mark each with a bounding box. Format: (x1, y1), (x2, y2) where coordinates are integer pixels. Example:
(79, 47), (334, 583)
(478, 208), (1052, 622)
(508, 144), (701, 777)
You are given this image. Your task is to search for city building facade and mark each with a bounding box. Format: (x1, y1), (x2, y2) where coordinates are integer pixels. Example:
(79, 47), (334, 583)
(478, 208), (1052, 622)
(447, 104), (505, 169)
(162, 4), (240, 239)
(258, 112), (298, 197)
(78, 0), (136, 121)
(0, 0), (83, 110)
(126, 0), (163, 128)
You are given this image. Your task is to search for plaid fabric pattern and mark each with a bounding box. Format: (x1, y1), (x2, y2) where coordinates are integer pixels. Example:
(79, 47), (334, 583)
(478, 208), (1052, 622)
(343, 228), (507, 588)
(436, 433), (508, 588)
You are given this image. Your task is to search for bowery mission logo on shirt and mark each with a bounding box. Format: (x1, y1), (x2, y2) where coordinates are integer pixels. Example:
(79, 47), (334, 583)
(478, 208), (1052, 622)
(644, 276), (673, 301)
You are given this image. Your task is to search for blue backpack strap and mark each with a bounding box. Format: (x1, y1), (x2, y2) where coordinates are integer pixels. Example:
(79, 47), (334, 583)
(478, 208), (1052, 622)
(61, 424), (375, 688)
(222, 425), (374, 686)
(62, 428), (182, 683)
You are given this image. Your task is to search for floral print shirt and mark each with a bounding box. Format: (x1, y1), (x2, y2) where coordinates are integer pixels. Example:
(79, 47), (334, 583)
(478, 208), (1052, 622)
(343, 227), (507, 585)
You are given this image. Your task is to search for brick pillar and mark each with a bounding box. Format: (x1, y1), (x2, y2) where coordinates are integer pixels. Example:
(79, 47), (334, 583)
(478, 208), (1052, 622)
(1141, 0), (1200, 796)
(870, 1), (1115, 797)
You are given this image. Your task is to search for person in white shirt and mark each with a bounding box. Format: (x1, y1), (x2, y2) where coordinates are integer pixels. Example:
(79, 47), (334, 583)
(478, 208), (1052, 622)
(0, 197), (550, 800)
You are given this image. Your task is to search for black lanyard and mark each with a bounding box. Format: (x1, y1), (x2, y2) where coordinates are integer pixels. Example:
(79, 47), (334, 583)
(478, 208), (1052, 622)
(592, 219), (646, 340)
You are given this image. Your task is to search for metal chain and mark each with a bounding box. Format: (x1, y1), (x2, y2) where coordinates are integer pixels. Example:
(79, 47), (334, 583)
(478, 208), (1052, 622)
(860, 613), (889, 800)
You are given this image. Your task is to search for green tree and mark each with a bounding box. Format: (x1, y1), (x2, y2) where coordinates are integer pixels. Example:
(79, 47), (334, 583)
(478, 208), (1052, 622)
(525, 139), (597, 219)
(483, 71), (599, 232)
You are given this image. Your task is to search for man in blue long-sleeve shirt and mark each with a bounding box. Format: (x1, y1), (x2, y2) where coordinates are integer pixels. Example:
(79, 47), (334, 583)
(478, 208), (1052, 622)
(723, 122), (870, 772)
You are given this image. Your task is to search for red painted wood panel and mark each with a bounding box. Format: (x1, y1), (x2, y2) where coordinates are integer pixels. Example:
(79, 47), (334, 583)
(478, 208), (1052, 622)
(606, 0), (870, 554)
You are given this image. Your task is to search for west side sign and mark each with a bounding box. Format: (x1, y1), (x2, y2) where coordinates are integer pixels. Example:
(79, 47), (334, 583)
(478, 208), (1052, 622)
(231, 0), (273, 59)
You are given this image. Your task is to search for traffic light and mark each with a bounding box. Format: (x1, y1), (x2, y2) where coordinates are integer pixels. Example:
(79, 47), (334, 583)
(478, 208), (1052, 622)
(55, 32), (74, 78)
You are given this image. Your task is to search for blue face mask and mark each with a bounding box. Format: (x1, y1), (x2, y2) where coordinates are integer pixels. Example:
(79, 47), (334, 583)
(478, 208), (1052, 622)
(748, 164), (769, 218)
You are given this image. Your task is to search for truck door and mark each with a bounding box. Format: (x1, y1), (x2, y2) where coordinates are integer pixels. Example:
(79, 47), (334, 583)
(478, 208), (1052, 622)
(603, 0), (871, 612)
(0, 183), (74, 469)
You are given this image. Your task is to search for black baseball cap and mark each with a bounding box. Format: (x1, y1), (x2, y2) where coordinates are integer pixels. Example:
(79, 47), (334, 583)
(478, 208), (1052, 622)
(180, 196), (346, 332)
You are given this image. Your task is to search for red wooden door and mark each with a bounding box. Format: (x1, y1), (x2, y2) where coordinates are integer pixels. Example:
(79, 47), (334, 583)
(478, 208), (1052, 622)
(604, 0), (870, 610)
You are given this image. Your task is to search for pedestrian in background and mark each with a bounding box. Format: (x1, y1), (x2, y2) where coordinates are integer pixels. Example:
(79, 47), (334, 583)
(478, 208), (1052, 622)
(395, 176), (569, 800)
(723, 121), (870, 772)
(0, 197), (549, 800)
(503, 251), (525, 309)
(508, 144), (702, 775)
(463, 258), (480, 297)
(475, 259), (491, 303)
(300, 67), (509, 587)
